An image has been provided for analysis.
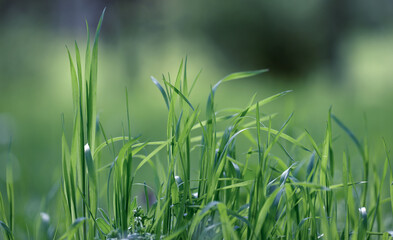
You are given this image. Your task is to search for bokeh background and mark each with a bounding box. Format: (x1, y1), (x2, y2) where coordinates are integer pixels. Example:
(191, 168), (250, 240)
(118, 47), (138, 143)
(1, 0), (393, 234)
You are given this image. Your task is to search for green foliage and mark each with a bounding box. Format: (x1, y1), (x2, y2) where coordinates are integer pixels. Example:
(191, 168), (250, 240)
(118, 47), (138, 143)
(0, 142), (14, 240)
(2, 9), (393, 240)
(60, 8), (106, 239)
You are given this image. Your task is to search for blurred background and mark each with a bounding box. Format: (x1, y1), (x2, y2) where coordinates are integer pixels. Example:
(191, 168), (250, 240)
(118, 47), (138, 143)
(1, 0), (393, 235)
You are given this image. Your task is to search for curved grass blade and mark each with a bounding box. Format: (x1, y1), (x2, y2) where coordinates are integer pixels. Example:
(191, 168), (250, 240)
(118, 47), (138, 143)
(134, 138), (172, 174)
(189, 69), (202, 96)
(243, 126), (309, 151)
(188, 201), (220, 238)
(206, 69), (268, 119)
(332, 114), (362, 154)
(96, 218), (111, 235)
(58, 217), (87, 240)
(151, 76), (169, 110)
(214, 69), (269, 92)
(162, 78), (194, 111)
(0, 221), (13, 240)
(216, 180), (254, 191)
(217, 203), (239, 240)
(94, 137), (168, 159)
(248, 90), (292, 112)
(253, 187), (281, 239)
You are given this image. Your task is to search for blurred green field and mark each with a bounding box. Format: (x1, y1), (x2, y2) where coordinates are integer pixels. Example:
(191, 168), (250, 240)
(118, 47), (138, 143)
(1, 2), (393, 236)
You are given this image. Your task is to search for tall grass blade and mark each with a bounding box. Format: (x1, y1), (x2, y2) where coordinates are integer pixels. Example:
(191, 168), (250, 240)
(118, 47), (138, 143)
(87, 8), (106, 153)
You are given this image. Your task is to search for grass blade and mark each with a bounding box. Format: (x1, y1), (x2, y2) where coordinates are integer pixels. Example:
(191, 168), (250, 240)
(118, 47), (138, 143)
(151, 76), (170, 110)
(58, 217), (87, 240)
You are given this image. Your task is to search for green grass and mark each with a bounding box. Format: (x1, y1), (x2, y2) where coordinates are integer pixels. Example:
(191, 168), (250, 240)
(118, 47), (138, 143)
(1, 10), (393, 240)
(0, 141), (14, 240)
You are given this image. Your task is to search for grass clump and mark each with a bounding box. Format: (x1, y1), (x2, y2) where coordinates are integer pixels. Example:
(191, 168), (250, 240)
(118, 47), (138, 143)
(1, 9), (393, 240)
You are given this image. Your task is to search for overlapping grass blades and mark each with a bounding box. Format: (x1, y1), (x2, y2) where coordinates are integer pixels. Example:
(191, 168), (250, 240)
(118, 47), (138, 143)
(61, 8), (105, 239)
(50, 9), (393, 240)
(0, 7), (393, 240)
